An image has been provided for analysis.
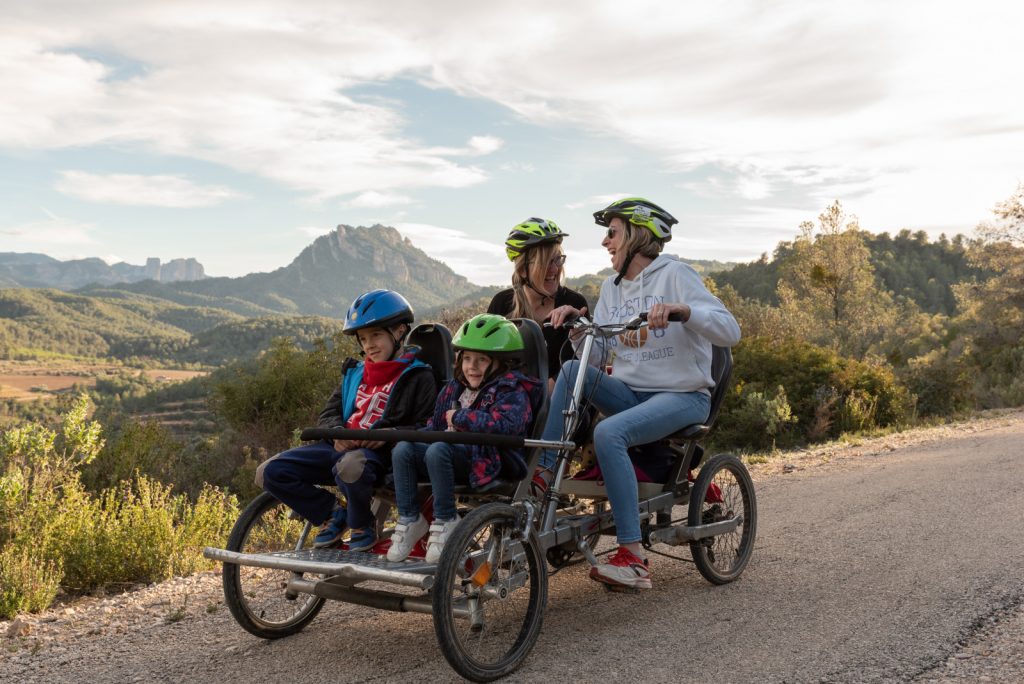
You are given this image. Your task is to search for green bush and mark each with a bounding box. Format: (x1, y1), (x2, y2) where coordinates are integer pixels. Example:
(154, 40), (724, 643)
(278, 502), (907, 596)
(210, 334), (356, 452)
(0, 546), (63, 619)
(903, 351), (976, 417)
(970, 342), (1024, 408)
(714, 337), (912, 450)
(715, 384), (797, 451)
(82, 420), (186, 493)
(58, 477), (237, 590)
(0, 395), (238, 617)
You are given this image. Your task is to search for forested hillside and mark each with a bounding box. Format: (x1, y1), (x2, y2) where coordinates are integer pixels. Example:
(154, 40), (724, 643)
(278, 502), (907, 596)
(711, 230), (989, 315)
(0, 288), (345, 365)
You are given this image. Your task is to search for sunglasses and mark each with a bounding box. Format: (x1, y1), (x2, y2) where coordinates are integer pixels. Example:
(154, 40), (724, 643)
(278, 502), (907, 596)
(605, 227), (618, 240)
(548, 254), (567, 267)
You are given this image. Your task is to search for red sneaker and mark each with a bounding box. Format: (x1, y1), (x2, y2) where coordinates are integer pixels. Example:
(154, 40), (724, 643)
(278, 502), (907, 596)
(589, 546), (652, 590)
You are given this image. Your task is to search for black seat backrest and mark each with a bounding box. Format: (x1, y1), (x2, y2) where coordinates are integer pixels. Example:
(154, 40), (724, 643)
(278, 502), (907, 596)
(705, 345), (733, 431)
(510, 318), (549, 437)
(407, 323), (453, 388)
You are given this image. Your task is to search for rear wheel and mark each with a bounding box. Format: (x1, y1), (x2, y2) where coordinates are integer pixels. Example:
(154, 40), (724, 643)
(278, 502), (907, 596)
(433, 503), (547, 682)
(688, 454), (757, 584)
(222, 492), (325, 638)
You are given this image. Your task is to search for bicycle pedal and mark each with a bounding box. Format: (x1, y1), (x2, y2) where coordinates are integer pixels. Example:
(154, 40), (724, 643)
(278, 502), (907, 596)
(602, 583), (641, 594)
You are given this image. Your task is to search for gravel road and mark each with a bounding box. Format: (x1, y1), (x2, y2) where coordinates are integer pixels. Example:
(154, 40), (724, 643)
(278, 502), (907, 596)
(4, 410), (1024, 683)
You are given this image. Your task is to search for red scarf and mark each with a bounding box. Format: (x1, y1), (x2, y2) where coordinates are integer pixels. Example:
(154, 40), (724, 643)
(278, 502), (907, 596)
(345, 359), (406, 429)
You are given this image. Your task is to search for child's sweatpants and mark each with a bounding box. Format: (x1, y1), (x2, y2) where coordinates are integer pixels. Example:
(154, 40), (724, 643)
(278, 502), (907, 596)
(256, 440), (388, 529)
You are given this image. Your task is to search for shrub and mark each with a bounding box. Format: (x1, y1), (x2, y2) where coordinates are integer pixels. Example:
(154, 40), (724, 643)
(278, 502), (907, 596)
(714, 337), (912, 449)
(715, 384), (797, 451)
(0, 397), (239, 615)
(903, 351), (976, 417)
(82, 420), (186, 493)
(0, 546), (63, 619)
(210, 334), (356, 453)
(59, 477), (237, 589)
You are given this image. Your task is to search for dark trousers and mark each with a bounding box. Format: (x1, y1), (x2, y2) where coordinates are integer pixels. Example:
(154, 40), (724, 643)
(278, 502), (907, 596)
(260, 441), (388, 529)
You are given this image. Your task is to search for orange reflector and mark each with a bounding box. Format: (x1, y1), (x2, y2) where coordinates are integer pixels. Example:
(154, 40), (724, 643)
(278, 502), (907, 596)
(470, 562), (492, 586)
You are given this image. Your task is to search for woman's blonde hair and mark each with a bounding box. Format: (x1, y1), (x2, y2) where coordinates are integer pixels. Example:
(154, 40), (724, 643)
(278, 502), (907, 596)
(618, 221), (664, 261)
(509, 241), (564, 322)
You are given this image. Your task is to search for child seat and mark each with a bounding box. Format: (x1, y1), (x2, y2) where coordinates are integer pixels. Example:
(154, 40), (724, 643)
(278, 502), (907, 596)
(452, 317), (549, 496)
(407, 323), (454, 388)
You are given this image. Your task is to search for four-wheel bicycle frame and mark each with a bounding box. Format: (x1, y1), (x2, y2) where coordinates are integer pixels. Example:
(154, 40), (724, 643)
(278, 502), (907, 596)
(203, 314), (757, 682)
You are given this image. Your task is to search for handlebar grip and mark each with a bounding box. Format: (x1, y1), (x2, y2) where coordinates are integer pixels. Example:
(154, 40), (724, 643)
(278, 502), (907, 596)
(638, 311), (686, 322)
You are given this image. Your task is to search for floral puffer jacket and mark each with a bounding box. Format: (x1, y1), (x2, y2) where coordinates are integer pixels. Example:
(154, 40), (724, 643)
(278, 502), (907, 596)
(426, 370), (543, 488)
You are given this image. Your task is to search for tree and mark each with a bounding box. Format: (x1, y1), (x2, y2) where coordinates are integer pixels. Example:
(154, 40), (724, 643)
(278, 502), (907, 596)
(776, 200), (898, 357)
(956, 182), (1024, 345)
(953, 183), (1024, 406)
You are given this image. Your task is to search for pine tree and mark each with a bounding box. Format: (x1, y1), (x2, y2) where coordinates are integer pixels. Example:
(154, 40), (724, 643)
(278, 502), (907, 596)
(777, 200), (897, 357)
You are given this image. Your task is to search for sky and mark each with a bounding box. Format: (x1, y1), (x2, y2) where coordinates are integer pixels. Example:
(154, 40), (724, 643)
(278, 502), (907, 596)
(1, 0), (1022, 286)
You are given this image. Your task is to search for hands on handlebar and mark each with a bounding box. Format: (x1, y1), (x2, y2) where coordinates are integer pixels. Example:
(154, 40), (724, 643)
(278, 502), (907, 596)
(546, 303), (689, 332)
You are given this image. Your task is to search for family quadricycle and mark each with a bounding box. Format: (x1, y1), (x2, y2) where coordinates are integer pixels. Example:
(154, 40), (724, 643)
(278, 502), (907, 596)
(203, 313), (757, 682)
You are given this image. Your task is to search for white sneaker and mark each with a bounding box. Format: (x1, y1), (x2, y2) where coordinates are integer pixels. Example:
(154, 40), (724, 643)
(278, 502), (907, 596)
(424, 515), (461, 564)
(386, 515), (429, 562)
(588, 546), (652, 590)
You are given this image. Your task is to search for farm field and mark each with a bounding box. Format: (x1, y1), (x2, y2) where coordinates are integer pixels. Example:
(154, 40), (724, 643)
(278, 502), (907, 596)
(0, 363), (207, 402)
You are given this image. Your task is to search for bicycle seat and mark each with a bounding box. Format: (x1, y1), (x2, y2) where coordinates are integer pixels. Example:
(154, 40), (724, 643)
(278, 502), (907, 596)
(662, 345), (733, 443)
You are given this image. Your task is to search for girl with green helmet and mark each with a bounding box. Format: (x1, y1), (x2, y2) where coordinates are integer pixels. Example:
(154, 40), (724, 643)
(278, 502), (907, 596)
(387, 314), (543, 563)
(544, 197), (741, 591)
(488, 217), (588, 389)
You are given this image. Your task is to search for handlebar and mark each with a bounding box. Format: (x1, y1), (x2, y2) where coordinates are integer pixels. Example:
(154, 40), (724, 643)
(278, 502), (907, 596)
(300, 427), (525, 448)
(547, 310), (685, 335)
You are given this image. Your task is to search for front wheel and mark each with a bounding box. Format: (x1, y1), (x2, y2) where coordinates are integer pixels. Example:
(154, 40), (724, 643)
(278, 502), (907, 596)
(688, 453), (757, 584)
(222, 492), (325, 638)
(432, 503), (548, 682)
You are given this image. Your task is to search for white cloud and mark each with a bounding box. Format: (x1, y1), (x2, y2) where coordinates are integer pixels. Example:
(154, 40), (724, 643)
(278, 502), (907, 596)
(565, 193), (630, 211)
(0, 1), (1021, 238)
(466, 135), (503, 155)
(1, 213), (96, 246)
(499, 161), (535, 173)
(56, 171), (243, 207)
(345, 191), (413, 208)
(295, 225), (330, 238)
(394, 222), (509, 285)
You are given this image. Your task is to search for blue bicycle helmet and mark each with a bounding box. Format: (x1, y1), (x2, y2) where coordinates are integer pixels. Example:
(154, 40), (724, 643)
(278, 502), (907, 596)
(343, 289), (415, 335)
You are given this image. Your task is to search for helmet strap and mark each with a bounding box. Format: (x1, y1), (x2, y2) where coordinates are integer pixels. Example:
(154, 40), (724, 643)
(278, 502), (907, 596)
(613, 223), (635, 286)
(385, 323), (409, 360)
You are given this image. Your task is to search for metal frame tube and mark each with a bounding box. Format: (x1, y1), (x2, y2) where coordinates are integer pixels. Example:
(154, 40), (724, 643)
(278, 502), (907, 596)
(202, 547), (434, 590)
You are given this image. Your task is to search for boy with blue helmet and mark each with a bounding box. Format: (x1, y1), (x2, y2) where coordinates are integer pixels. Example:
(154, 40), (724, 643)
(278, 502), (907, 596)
(257, 289), (437, 550)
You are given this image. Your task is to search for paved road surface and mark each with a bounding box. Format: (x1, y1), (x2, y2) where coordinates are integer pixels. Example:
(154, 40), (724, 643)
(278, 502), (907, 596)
(4, 415), (1023, 683)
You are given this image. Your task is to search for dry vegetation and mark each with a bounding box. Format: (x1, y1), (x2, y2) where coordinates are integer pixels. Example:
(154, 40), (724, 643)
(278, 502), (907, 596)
(0, 362), (206, 402)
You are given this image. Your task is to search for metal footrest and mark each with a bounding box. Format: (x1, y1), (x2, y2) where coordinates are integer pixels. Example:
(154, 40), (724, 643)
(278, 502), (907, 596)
(202, 547), (435, 590)
(559, 479), (665, 499)
(646, 516), (742, 546)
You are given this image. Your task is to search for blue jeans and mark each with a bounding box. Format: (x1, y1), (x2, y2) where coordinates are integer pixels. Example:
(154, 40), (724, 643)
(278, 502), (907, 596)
(392, 441), (471, 522)
(541, 360), (711, 544)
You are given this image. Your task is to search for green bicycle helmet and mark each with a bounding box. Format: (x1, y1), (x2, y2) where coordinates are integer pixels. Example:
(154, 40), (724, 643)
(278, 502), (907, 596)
(504, 217), (569, 262)
(593, 197), (678, 242)
(452, 314), (524, 356)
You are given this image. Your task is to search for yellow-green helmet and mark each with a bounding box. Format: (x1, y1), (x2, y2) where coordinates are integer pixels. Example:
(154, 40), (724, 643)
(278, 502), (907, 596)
(593, 197), (678, 242)
(453, 314), (524, 355)
(504, 217), (568, 262)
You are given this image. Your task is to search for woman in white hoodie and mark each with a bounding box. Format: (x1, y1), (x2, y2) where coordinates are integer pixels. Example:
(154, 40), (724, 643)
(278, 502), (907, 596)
(543, 197), (741, 591)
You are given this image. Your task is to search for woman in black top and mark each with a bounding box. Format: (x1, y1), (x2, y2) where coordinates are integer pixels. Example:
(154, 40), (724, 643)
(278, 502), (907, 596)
(487, 218), (588, 391)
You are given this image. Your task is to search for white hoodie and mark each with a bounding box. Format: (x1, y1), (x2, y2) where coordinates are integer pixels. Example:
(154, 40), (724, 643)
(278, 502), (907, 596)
(580, 254), (741, 394)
